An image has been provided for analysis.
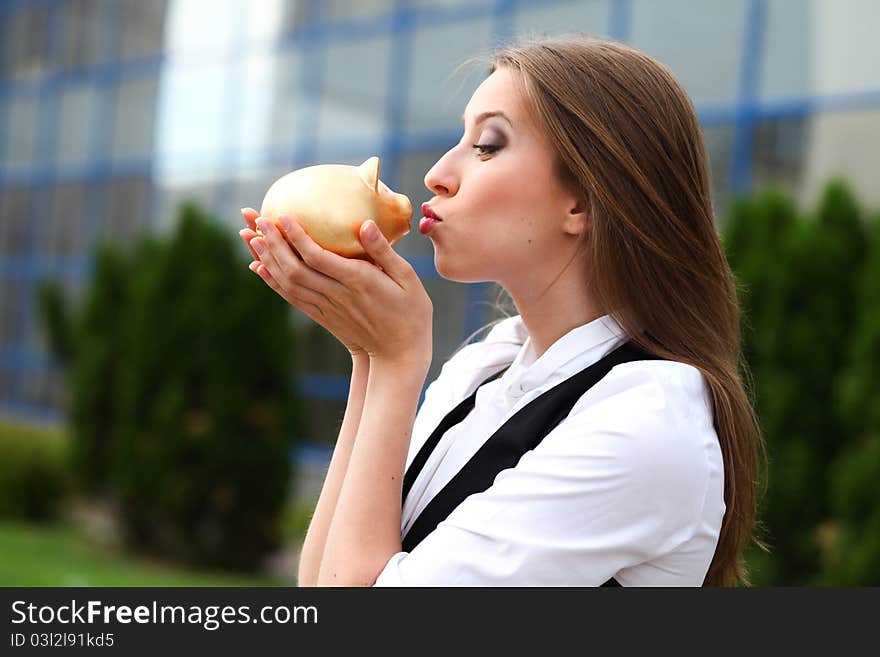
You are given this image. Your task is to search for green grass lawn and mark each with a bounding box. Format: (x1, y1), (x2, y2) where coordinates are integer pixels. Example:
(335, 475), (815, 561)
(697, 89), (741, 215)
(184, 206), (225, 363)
(0, 520), (293, 587)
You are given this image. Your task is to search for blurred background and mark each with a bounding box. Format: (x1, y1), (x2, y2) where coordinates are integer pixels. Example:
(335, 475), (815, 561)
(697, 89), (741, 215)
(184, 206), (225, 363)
(1, 0), (878, 586)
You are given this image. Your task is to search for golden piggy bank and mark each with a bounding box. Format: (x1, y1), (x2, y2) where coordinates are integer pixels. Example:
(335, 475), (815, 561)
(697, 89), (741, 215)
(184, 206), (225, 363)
(258, 156), (412, 258)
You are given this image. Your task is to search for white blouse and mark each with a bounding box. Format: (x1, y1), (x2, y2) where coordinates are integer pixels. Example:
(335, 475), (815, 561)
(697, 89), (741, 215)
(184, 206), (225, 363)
(373, 314), (726, 586)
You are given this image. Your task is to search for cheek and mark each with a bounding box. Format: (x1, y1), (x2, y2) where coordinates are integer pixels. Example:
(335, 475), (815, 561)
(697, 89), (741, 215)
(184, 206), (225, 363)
(472, 176), (559, 246)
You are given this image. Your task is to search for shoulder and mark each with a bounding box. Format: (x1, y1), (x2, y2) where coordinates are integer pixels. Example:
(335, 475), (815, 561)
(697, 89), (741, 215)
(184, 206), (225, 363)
(540, 358), (719, 517)
(570, 357), (715, 436)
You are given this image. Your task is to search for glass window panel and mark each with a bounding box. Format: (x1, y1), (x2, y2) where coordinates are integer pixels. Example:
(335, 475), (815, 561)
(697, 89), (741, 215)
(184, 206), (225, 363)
(120, 0), (167, 61)
(47, 367), (67, 409)
(812, 0), (880, 96)
(0, 12), (10, 78)
(799, 109), (880, 210)
(57, 85), (99, 167)
(47, 184), (85, 256)
(512, 0), (610, 39)
(299, 322), (353, 376)
(630, 0), (746, 106)
(104, 178), (149, 244)
(316, 34), (391, 144)
(164, 0), (238, 56)
(25, 369), (51, 409)
(702, 123), (734, 223)
(235, 0), (286, 40)
(237, 52), (300, 164)
(79, 181), (108, 254)
(230, 163), (299, 225)
(9, 4), (50, 79)
(22, 286), (44, 355)
(311, 144), (385, 169)
(753, 117), (808, 190)
(0, 370), (17, 403)
(0, 279), (20, 347)
(423, 276), (468, 385)
(297, 396), (345, 446)
(395, 150), (444, 258)
(62, 0), (113, 72)
(406, 16), (494, 134)
(112, 76), (159, 161)
(35, 96), (60, 169)
(325, 0), (394, 22)
(155, 61), (227, 166)
(262, 50), (306, 161)
(760, 0), (812, 101)
(0, 188), (30, 256)
(411, 0), (491, 7)
(281, 0), (318, 32)
(151, 181), (216, 234)
(5, 96), (39, 170)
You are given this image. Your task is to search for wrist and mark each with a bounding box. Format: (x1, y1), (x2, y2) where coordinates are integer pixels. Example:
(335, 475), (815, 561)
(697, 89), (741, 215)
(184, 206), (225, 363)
(370, 351), (431, 375)
(350, 350), (370, 366)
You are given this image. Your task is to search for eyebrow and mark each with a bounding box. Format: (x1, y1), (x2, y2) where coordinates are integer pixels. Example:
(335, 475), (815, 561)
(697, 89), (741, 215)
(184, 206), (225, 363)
(461, 110), (513, 127)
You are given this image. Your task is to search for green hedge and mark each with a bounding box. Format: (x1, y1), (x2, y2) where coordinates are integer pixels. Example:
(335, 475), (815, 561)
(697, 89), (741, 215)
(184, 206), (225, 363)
(724, 179), (880, 585)
(0, 421), (72, 522)
(38, 201), (306, 572)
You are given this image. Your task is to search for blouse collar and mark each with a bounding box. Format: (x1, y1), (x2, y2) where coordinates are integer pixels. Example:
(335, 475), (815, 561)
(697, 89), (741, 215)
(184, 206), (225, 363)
(499, 314), (627, 397)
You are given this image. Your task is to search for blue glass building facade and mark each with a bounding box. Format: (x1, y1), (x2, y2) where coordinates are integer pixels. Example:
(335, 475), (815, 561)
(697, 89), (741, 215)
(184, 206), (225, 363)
(1, 0), (879, 452)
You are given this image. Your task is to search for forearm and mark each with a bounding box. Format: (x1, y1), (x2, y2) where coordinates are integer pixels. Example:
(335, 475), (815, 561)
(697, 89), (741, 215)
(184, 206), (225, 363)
(317, 357), (429, 586)
(297, 353), (370, 587)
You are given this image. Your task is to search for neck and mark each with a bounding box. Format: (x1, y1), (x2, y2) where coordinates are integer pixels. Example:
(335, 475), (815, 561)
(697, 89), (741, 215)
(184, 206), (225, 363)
(504, 271), (603, 360)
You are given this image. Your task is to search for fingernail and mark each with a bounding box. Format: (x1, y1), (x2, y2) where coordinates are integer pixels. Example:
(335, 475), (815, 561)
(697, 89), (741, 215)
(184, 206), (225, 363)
(252, 239), (265, 255)
(279, 216), (292, 233)
(248, 261), (259, 272)
(240, 208), (247, 216)
(364, 220), (379, 242)
(256, 219), (270, 234)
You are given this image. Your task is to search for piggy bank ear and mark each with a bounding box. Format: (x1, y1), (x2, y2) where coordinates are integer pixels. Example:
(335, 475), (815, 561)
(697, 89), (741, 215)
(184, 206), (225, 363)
(357, 156), (380, 193)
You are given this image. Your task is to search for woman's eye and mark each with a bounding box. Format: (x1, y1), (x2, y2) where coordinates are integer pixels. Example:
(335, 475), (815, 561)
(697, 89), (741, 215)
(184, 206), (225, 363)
(472, 143), (501, 157)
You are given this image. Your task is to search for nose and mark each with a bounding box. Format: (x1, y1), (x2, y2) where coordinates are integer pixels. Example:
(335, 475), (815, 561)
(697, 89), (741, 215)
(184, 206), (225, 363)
(424, 148), (458, 197)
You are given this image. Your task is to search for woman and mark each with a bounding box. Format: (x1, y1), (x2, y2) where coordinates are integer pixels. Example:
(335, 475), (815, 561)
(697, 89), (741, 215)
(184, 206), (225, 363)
(239, 35), (768, 587)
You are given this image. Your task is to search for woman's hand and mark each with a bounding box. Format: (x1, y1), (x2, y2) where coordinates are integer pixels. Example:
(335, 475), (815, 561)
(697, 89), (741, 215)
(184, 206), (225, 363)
(239, 208), (433, 368)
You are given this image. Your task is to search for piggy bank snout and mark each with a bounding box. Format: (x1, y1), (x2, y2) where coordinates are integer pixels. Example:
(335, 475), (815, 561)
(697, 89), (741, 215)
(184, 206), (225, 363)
(396, 193), (412, 220)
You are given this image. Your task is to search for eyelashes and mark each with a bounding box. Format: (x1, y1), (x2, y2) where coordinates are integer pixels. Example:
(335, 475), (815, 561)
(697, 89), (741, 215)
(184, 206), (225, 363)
(472, 143), (502, 156)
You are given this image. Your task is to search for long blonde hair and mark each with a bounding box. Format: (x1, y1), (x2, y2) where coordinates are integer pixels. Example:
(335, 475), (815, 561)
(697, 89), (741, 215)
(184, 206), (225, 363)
(453, 35), (769, 586)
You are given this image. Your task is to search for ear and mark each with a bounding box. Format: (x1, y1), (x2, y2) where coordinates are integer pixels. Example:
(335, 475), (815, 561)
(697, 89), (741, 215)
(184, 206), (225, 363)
(562, 196), (590, 236)
(358, 156), (380, 192)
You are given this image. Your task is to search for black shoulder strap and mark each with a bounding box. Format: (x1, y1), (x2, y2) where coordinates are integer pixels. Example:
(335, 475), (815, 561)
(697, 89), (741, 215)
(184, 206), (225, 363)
(401, 366), (508, 505)
(401, 339), (661, 586)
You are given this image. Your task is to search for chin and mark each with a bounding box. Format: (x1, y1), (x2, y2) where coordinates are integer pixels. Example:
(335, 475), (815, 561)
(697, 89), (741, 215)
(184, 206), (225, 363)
(433, 253), (458, 281)
(433, 252), (491, 283)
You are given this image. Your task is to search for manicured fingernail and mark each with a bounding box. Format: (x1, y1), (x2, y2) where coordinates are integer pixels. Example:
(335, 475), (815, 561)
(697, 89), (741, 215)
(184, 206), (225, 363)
(248, 261), (259, 272)
(252, 239), (265, 255)
(256, 219), (268, 233)
(364, 220), (379, 242)
(279, 216), (292, 233)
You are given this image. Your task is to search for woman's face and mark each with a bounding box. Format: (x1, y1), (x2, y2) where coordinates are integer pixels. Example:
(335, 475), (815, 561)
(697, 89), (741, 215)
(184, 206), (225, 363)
(422, 66), (587, 292)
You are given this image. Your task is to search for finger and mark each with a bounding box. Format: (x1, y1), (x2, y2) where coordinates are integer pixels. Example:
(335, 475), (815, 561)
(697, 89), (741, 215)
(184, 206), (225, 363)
(244, 225), (305, 263)
(253, 219), (346, 301)
(250, 261), (326, 315)
(359, 220), (413, 287)
(241, 207), (259, 232)
(271, 215), (360, 284)
(239, 228), (262, 262)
